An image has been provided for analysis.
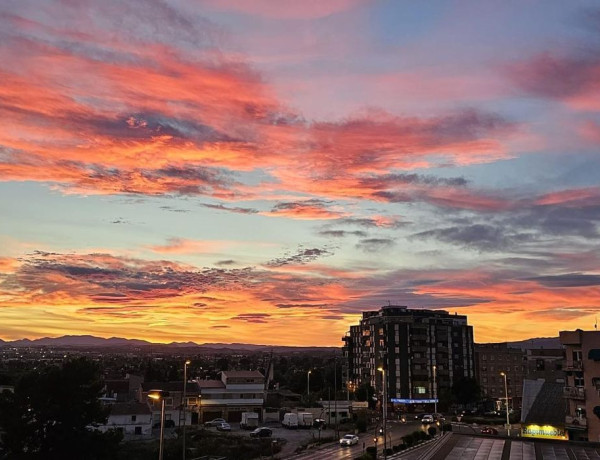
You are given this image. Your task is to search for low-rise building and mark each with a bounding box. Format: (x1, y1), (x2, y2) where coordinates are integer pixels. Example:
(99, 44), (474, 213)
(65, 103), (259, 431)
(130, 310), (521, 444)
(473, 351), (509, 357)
(140, 381), (198, 426)
(559, 329), (600, 442)
(198, 370), (264, 423)
(97, 402), (153, 438)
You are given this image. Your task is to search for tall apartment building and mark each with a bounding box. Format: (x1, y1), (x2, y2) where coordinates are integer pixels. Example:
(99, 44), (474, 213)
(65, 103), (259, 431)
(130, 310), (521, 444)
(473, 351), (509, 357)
(559, 329), (600, 442)
(474, 343), (525, 410)
(343, 306), (475, 409)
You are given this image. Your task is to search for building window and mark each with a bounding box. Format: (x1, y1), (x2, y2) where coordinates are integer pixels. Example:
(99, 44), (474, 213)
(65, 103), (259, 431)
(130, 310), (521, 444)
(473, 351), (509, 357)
(414, 387), (426, 394)
(135, 426), (142, 435)
(574, 375), (584, 387)
(573, 350), (583, 362)
(131, 415), (137, 422)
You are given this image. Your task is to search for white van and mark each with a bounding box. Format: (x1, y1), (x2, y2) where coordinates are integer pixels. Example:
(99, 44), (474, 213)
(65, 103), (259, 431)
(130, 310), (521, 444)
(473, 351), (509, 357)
(282, 412), (298, 429)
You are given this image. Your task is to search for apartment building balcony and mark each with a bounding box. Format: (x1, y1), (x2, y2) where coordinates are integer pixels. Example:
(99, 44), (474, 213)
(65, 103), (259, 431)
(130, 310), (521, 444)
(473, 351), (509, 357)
(563, 386), (585, 399)
(565, 415), (587, 429)
(564, 361), (583, 371)
(412, 334), (429, 341)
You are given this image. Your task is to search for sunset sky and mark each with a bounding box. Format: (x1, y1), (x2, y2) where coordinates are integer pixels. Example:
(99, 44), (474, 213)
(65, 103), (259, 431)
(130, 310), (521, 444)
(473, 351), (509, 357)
(1, 0), (599, 346)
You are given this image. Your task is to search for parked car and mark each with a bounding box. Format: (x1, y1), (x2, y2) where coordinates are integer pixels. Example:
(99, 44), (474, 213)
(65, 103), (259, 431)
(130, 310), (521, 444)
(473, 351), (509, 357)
(433, 413), (446, 422)
(339, 434), (359, 446)
(153, 419), (175, 429)
(481, 426), (499, 435)
(421, 414), (434, 424)
(313, 418), (327, 429)
(205, 418), (227, 427)
(216, 422), (231, 431)
(250, 427), (272, 438)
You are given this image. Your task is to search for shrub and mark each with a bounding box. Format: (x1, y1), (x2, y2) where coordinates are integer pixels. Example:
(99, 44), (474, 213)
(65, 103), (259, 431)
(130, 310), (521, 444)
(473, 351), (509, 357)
(365, 445), (377, 457)
(428, 426), (437, 437)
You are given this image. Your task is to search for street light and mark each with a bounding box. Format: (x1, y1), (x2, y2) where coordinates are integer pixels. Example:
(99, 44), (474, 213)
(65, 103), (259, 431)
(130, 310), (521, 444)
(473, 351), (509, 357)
(183, 360), (191, 460)
(500, 372), (510, 436)
(148, 389), (170, 460)
(433, 365), (437, 415)
(377, 366), (387, 460)
(307, 370), (311, 398)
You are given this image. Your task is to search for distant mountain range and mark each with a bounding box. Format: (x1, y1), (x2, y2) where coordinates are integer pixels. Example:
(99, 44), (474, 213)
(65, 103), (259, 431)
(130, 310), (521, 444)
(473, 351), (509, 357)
(0, 334), (564, 351)
(507, 337), (562, 350)
(0, 335), (337, 352)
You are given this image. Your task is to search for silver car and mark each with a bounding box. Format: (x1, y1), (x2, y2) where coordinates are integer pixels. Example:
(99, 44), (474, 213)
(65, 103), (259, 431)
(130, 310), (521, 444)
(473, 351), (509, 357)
(339, 434), (359, 446)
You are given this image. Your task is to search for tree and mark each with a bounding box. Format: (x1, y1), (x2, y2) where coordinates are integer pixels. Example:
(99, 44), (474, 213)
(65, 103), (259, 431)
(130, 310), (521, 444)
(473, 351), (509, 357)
(451, 377), (481, 406)
(0, 357), (122, 459)
(355, 382), (376, 409)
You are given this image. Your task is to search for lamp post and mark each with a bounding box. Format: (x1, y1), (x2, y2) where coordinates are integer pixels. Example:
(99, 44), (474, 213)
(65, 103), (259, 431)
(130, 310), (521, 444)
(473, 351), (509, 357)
(148, 389), (170, 460)
(433, 365), (437, 415)
(307, 370), (311, 398)
(377, 367), (387, 460)
(500, 372), (510, 436)
(183, 360), (191, 460)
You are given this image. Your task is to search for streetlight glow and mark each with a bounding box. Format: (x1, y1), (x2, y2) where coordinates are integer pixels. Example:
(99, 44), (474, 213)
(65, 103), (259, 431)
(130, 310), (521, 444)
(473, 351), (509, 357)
(148, 389), (170, 460)
(500, 372), (510, 436)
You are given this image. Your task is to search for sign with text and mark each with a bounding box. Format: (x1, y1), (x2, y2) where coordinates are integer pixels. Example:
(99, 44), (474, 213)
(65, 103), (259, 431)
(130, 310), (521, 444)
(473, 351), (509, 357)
(390, 398), (438, 404)
(521, 424), (568, 440)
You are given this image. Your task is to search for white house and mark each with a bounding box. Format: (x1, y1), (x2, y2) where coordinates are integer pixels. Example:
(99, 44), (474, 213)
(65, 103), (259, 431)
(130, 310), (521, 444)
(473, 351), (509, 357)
(98, 402), (153, 438)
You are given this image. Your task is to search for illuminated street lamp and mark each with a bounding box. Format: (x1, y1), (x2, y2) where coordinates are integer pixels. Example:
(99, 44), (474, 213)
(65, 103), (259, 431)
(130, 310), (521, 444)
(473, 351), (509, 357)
(148, 389), (170, 460)
(500, 372), (510, 436)
(307, 370), (311, 398)
(377, 366), (387, 460)
(183, 360), (191, 460)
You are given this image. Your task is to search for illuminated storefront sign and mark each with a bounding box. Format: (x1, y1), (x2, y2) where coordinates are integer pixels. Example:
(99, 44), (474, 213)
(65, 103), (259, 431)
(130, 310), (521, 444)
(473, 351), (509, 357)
(390, 398), (438, 404)
(521, 424), (568, 440)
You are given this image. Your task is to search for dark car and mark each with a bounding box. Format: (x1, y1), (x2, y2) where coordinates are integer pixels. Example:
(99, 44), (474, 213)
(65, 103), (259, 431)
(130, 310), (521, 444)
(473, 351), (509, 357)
(313, 419), (327, 429)
(250, 427), (272, 438)
(153, 419), (175, 429)
(481, 426), (498, 435)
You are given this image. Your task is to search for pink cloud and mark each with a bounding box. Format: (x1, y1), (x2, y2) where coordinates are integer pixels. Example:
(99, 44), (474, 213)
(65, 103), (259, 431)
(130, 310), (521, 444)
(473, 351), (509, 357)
(147, 238), (230, 254)
(199, 0), (370, 19)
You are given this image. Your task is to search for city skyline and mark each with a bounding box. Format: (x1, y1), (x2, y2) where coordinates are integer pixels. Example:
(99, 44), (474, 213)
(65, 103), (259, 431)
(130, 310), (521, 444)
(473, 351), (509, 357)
(1, 1), (599, 346)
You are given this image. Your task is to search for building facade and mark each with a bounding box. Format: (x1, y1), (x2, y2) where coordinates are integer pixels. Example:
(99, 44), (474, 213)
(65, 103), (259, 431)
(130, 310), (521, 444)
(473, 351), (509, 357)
(559, 329), (600, 442)
(475, 343), (525, 411)
(343, 306), (475, 411)
(524, 348), (565, 382)
(198, 370), (264, 423)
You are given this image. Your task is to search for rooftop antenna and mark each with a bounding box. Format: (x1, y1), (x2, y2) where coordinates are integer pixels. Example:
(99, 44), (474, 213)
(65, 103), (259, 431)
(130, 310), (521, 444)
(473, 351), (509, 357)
(595, 316), (597, 330)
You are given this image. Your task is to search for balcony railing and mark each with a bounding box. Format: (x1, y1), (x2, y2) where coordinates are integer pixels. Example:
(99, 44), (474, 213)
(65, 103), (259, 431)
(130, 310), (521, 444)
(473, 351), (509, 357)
(563, 386), (585, 399)
(565, 415), (587, 427)
(564, 361), (583, 371)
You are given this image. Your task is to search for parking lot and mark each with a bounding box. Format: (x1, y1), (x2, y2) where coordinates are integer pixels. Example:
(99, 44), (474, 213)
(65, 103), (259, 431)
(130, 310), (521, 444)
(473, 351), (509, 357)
(202, 420), (341, 457)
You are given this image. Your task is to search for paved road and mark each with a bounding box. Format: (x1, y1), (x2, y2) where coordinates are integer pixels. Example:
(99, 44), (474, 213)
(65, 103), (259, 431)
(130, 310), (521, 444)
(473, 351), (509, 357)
(288, 420), (428, 460)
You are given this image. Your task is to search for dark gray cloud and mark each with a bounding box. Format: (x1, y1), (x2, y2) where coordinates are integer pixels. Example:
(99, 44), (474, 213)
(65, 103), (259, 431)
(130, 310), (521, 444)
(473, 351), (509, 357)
(275, 303), (327, 309)
(411, 224), (537, 252)
(336, 217), (404, 229)
(355, 238), (395, 252)
(527, 273), (600, 287)
(215, 260), (236, 266)
(231, 313), (270, 323)
(318, 230), (368, 238)
(202, 203), (258, 214)
(359, 173), (467, 189)
(266, 247), (334, 267)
